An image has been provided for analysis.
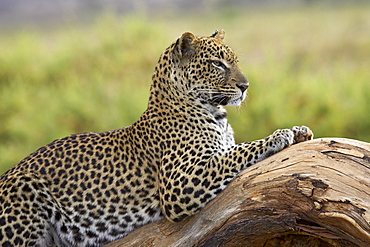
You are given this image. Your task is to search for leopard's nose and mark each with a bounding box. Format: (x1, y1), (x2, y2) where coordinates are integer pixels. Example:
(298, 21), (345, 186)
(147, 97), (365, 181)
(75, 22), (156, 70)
(236, 83), (249, 93)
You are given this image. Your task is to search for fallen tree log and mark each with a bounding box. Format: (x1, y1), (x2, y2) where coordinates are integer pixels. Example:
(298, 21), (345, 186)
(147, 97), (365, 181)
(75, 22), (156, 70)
(105, 138), (370, 247)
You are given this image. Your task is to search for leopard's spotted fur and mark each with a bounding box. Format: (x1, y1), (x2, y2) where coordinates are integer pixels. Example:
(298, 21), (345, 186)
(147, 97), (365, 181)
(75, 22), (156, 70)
(0, 30), (313, 246)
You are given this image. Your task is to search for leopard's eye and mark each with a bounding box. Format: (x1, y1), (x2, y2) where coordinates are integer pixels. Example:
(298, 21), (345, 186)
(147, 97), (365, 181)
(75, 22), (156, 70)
(210, 60), (227, 70)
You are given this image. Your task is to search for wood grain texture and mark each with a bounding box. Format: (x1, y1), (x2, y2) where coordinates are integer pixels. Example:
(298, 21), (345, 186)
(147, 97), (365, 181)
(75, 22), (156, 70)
(105, 138), (370, 247)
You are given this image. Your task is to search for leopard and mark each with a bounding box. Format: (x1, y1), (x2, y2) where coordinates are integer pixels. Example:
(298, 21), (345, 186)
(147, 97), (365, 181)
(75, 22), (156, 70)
(0, 29), (313, 246)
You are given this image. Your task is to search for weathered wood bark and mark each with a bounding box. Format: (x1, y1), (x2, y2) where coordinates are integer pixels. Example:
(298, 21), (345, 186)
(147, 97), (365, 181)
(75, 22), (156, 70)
(105, 138), (370, 247)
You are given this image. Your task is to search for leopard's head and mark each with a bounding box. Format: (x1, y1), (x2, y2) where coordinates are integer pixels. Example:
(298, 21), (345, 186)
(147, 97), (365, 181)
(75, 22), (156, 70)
(151, 30), (248, 107)
(173, 30), (249, 107)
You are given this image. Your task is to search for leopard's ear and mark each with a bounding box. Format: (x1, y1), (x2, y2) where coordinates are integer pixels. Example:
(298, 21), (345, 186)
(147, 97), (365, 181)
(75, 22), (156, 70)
(174, 32), (197, 63)
(210, 29), (225, 41)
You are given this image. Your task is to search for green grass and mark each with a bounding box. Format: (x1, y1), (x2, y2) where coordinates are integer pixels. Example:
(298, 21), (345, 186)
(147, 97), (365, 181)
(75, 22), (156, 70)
(1, 4), (369, 174)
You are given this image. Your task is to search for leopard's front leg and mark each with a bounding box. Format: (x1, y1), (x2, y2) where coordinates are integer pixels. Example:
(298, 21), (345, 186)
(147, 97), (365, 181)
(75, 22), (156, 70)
(249, 125), (314, 164)
(159, 126), (313, 222)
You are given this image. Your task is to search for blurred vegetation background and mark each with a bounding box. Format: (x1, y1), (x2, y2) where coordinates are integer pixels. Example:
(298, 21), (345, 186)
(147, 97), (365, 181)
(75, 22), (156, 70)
(0, 0), (369, 174)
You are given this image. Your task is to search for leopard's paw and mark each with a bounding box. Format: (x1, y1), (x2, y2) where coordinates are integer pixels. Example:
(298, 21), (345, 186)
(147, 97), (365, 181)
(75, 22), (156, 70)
(270, 128), (295, 150)
(291, 126), (314, 144)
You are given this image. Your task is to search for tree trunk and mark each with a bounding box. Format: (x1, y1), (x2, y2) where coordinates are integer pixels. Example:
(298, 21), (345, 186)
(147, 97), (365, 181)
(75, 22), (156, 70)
(105, 138), (370, 247)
